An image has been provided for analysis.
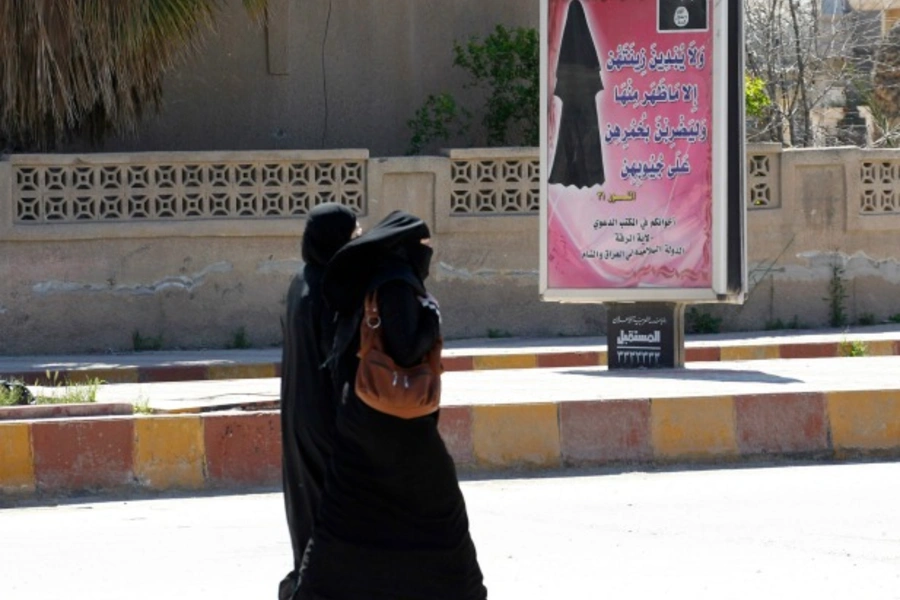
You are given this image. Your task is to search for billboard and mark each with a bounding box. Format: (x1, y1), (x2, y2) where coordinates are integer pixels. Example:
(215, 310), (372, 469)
(540, 0), (744, 303)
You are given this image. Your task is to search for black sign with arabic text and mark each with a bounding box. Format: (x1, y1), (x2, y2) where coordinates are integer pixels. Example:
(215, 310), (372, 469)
(607, 302), (683, 369)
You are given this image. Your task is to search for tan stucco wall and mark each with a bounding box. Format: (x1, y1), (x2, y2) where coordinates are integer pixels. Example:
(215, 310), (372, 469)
(730, 146), (900, 329)
(67, 0), (538, 158)
(848, 1), (900, 11)
(3, 146), (900, 355)
(0, 148), (603, 354)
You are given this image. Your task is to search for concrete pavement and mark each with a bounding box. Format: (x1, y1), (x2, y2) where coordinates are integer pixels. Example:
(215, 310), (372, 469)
(2, 462), (899, 599)
(1, 324), (899, 385)
(2, 327), (900, 498)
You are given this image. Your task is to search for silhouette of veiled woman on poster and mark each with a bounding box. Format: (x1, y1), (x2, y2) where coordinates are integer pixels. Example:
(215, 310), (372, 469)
(549, 0), (605, 188)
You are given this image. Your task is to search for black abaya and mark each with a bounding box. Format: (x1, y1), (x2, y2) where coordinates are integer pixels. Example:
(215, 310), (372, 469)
(549, 0), (606, 188)
(280, 204), (357, 599)
(294, 211), (487, 600)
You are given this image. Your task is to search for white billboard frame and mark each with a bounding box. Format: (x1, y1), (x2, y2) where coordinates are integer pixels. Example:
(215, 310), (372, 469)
(539, 0), (744, 304)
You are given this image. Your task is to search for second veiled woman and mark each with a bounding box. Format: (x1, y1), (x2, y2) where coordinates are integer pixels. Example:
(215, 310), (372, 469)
(279, 203), (358, 600)
(293, 210), (487, 600)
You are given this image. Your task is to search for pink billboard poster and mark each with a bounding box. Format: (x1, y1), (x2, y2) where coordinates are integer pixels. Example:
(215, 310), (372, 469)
(546, 0), (713, 289)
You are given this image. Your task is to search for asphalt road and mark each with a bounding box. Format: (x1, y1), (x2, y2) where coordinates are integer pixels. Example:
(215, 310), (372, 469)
(1, 461), (898, 599)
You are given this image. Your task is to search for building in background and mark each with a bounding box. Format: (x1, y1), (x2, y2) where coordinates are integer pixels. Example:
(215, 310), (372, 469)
(65, 0), (537, 158)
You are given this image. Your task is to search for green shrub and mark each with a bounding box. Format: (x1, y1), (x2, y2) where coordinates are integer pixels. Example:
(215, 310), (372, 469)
(745, 75), (771, 118)
(133, 330), (163, 352)
(407, 25), (538, 154)
(764, 315), (803, 331)
(838, 340), (869, 357)
(228, 326), (252, 350)
(0, 381), (29, 406)
(686, 307), (722, 334)
(29, 371), (103, 404)
(857, 312), (877, 326)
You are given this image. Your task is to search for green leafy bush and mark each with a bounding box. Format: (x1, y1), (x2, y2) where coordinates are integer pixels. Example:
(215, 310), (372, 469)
(408, 25), (538, 154)
(686, 307), (722, 334)
(839, 340), (868, 357)
(133, 330), (163, 352)
(745, 75), (771, 119)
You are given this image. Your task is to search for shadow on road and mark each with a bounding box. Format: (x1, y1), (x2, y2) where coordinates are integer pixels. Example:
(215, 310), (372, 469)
(560, 367), (803, 385)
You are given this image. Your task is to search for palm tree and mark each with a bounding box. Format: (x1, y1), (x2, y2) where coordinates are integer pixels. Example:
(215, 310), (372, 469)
(0, 0), (265, 152)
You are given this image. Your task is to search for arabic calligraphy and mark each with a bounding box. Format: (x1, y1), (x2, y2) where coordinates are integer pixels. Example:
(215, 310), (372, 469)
(605, 43), (648, 73)
(606, 115), (707, 151)
(612, 79), (701, 114)
(614, 232), (652, 244)
(607, 41), (706, 76)
(652, 115), (708, 147)
(613, 152), (692, 185)
(642, 78), (682, 107)
(612, 316), (668, 326)
(613, 78), (641, 108)
(560, 13), (711, 272)
(580, 244), (687, 261)
(616, 329), (662, 345)
(584, 214), (683, 262)
(593, 216), (677, 230)
(615, 350), (662, 365)
(597, 191), (637, 204)
(604, 112), (650, 148)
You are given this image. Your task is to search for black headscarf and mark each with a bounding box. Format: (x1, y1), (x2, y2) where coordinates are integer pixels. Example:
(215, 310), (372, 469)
(301, 203), (359, 267)
(323, 210), (432, 314)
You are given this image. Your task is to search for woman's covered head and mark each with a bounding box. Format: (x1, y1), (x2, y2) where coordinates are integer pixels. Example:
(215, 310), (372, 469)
(364, 211), (432, 280)
(301, 203), (359, 267)
(323, 210), (434, 312)
(364, 210), (431, 247)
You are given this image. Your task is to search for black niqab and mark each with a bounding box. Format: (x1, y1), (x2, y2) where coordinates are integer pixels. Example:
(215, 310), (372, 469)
(549, 0), (606, 188)
(324, 210), (432, 314)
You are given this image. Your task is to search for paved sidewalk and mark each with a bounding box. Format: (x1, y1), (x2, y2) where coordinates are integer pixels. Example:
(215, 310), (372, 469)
(3, 353), (899, 498)
(2, 326), (899, 499)
(42, 355), (900, 413)
(1, 324), (899, 384)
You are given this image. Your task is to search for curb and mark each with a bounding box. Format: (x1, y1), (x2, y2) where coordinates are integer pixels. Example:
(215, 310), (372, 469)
(0, 403), (133, 421)
(3, 389), (899, 499)
(3, 338), (900, 386)
(0, 412), (281, 497)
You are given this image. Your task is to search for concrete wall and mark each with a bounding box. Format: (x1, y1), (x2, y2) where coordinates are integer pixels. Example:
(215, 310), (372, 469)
(0, 147), (603, 354)
(66, 0), (538, 158)
(725, 144), (900, 330)
(2, 144), (900, 356)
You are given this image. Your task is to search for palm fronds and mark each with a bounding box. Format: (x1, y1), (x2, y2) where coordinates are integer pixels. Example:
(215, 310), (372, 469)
(0, 0), (266, 151)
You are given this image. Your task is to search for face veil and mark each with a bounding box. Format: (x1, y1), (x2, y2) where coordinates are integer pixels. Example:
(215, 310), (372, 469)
(323, 210), (432, 314)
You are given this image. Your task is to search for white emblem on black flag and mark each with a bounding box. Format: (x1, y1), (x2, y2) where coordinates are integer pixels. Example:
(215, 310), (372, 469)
(658, 0), (708, 32)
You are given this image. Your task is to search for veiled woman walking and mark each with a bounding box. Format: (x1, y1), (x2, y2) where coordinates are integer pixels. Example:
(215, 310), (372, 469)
(293, 210), (487, 600)
(279, 203), (359, 600)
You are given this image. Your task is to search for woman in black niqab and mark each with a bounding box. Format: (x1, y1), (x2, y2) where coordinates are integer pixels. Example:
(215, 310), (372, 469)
(293, 210), (487, 600)
(549, 0), (605, 187)
(279, 202), (358, 600)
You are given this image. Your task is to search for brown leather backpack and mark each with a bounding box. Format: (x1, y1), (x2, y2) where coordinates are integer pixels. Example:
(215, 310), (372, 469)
(354, 290), (443, 419)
